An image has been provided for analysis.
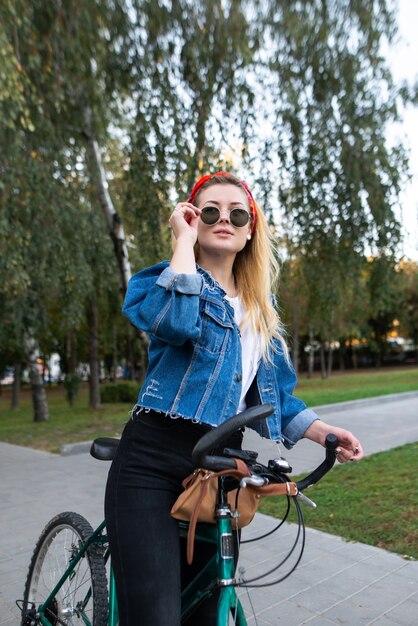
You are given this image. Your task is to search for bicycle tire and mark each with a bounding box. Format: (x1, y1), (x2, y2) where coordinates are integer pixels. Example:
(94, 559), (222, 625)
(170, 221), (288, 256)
(21, 512), (108, 626)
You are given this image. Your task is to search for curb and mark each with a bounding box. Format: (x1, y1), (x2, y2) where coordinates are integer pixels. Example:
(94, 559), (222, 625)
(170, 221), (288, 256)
(60, 440), (93, 456)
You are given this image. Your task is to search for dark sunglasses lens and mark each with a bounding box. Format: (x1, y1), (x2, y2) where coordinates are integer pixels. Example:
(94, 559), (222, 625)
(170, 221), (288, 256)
(230, 208), (250, 227)
(201, 206), (220, 224)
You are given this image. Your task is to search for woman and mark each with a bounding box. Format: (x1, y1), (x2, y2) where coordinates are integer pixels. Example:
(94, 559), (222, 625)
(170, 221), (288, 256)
(105, 172), (363, 626)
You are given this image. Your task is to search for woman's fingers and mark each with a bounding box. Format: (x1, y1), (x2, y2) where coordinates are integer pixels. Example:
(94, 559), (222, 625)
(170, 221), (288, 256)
(170, 202), (201, 223)
(169, 202), (201, 241)
(335, 437), (363, 463)
(306, 421), (364, 465)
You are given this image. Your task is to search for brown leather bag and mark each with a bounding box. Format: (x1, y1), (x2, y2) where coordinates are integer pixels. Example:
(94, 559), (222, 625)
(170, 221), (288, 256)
(171, 459), (298, 563)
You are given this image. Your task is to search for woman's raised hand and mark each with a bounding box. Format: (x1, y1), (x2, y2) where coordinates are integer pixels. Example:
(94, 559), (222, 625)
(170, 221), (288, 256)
(169, 202), (201, 245)
(303, 420), (364, 463)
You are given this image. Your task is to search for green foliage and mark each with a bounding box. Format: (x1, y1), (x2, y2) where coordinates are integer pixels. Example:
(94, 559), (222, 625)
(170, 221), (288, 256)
(123, 0), (257, 268)
(267, 1), (405, 252)
(0, 0), (415, 387)
(101, 381), (138, 403)
(398, 261), (418, 345)
(0, 0), (125, 377)
(261, 1), (409, 348)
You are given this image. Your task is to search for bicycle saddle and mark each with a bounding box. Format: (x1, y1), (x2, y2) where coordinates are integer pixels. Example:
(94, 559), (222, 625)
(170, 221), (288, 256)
(90, 437), (119, 461)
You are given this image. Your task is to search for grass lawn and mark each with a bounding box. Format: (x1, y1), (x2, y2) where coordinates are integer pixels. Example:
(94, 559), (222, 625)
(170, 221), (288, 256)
(259, 442), (418, 560)
(0, 384), (130, 453)
(295, 364), (418, 406)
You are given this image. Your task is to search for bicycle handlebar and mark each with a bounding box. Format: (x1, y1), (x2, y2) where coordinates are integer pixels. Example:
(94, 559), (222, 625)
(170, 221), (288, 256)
(191, 404), (274, 470)
(296, 433), (338, 492)
(192, 403), (338, 490)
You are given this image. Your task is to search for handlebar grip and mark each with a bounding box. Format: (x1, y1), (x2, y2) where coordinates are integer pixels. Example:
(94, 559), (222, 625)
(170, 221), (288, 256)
(296, 433), (338, 492)
(192, 404), (274, 470)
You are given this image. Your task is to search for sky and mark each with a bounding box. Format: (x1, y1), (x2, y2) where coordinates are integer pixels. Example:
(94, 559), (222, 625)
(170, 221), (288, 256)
(385, 0), (418, 260)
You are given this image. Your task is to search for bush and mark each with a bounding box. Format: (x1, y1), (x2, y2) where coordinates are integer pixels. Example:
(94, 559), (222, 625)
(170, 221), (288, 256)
(101, 381), (138, 403)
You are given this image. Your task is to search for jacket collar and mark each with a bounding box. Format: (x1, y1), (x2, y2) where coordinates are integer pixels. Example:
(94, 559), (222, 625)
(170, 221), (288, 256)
(196, 264), (227, 297)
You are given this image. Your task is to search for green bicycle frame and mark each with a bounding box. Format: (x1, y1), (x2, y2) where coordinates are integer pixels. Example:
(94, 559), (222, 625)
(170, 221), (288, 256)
(180, 476), (247, 625)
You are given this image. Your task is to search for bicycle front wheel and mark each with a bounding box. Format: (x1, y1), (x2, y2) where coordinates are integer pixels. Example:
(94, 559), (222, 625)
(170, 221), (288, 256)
(21, 512), (108, 626)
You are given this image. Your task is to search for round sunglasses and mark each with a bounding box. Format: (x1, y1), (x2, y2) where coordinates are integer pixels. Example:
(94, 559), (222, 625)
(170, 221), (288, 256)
(200, 205), (251, 228)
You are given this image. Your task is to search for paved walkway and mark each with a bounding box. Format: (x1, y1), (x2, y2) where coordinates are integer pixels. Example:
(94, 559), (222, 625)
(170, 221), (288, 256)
(1, 392), (417, 625)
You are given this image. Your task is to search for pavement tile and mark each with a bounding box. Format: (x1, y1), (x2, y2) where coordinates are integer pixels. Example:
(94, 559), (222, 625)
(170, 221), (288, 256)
(290, 583), (349, 613)
(368, 617), (408, 626)
(321, 584), (413, 625)
(296, 568), (368, 601)
(377, 594), (418, 625)
(0, 605), (16, 626)
(288, 556), (361, 587)
(258, 598), (318, 624)
(321, 598), (382, 625)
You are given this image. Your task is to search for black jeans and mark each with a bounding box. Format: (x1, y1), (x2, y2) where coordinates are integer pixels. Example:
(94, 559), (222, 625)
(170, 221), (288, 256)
(104, 410), (243, 626)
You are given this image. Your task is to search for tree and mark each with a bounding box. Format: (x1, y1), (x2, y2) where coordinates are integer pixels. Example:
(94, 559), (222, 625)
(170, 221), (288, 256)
(366, 255), (402, 367)
(259, 0), (408, 374)
(122, 0), (257, 269)
(397, 260), (418, 361)
(0, 1), (134, 414)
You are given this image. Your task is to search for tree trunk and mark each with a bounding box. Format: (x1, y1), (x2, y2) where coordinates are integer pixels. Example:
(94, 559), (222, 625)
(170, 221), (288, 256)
(126, 335), (133, 381)
(86, 300), (101, 409)
(24, 333), (49, 422)
(83, 107), (151, 376)
(83, 106), (132, 294)
(111, 324), (117, 381)
(351, 340), (358, 369)
(320, 341), (327, 379)
(327, 344), (333, 378)
(187, 102), (209, 190)
(376, 335), (383, 369)
(291, 299), (299, 376)
(307, 328), (315, 379)
(338, 340), (345, 371)
(66, 330), (77, 375)
(11, 358), (21, 410)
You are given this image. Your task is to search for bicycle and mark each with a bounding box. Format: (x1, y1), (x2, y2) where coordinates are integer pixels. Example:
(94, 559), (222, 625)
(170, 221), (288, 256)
(18, 404), (338, 626)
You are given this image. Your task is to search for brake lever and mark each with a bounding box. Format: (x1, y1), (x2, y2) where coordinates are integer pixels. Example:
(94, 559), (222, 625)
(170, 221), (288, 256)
(297, 491), (317, 509)
(240, 475), (268, 488)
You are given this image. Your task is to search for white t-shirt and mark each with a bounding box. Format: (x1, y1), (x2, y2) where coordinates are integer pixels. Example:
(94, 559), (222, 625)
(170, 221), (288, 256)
(225, 296), (261, 412)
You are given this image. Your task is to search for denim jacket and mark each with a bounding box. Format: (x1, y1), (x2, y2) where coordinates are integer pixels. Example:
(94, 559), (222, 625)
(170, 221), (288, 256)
(122, 261), (319, 448)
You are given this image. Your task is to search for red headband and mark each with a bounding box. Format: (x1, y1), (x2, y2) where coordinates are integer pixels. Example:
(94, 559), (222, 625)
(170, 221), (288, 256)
(187, 171), (257, 235)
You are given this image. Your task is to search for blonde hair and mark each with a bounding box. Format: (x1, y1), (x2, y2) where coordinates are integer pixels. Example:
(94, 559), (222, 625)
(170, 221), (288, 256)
(193, 174), (288, 362)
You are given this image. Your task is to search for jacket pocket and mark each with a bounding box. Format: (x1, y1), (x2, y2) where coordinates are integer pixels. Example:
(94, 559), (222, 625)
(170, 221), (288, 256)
(193, 300), (233, 354)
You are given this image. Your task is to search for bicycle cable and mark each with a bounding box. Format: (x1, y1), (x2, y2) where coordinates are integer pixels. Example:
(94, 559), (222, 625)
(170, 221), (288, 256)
(235, 497), (306, 588)
(240, 493), (291, 544)
(239, 572), (259, 626)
